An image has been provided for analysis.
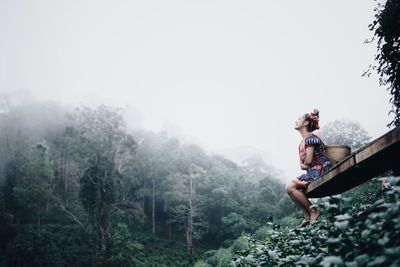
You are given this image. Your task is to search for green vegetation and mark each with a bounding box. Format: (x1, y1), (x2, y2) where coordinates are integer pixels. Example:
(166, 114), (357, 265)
(1, 98), (394, 267)
(0, 1), (398, 266)
(0, 100), (293, 266)
(195, 177), (400, 266)
(367, 0), (400, 127)
(133, 232), (205, 267)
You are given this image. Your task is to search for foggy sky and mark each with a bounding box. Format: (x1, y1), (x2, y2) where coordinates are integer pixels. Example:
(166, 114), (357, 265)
(0, 0), (392, 179)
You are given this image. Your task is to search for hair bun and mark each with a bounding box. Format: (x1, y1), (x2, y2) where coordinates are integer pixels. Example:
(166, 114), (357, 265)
(304, 109), (320, 131)
(311, 109), (319, 117)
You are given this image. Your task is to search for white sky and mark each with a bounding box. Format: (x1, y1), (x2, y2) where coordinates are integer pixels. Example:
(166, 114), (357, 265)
(0, 0), (392, 179)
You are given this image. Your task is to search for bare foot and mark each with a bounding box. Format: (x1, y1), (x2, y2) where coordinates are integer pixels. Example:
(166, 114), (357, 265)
(309, 206), (320, 224)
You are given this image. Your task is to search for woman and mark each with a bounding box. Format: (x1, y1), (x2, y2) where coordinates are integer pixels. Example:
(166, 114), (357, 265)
(286, 109), (331, 227)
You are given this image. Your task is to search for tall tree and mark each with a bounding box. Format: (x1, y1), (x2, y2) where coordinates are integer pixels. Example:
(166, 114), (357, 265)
(69, 105), (136, 265)
(368, 0), (400, 127)
(12, 144), (54, 226)
(167, 164), (207, 262)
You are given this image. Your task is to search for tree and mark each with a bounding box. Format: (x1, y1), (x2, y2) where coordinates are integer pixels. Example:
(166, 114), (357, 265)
(79, 156), (116, 254)
(165, 164), (208, 262)
(368, 0), (400, 127)
(131, 131), (172, 235)
(220, 212), (247, 238)
(318, 120), (371, 151)
(12, 144), (54, 226)
(107, 223), (143, 267)
(69, 105), (136, 265)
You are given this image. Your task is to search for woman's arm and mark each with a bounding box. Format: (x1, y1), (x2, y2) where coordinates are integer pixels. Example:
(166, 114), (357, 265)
(303, 146), (315, 166)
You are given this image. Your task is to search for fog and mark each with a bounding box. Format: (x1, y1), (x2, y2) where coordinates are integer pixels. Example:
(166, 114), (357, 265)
(0, 0), (391, 180)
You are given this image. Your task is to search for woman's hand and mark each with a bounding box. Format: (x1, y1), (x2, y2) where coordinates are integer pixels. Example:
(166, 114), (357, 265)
(291, 179), (309, 187)
(300, 163), (309, 170)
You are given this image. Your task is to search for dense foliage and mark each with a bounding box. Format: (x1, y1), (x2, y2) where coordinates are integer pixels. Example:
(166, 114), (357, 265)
(0, 99), (293, 266)
(369, 0), (400, 127)
(195, 177), (400, 266)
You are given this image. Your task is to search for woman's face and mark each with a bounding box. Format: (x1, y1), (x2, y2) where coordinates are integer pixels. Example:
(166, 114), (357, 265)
(294, 115), (307, 130)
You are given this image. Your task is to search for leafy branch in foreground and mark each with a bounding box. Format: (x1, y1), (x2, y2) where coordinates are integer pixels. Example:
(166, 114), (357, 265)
(233, 177), (400, 267)
(196, 177), (400, 267)
(367, 0), (400, 127)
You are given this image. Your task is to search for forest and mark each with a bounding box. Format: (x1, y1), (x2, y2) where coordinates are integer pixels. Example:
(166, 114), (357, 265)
(0, 99), (298, 266)
(0, 95), (398, 267)
(1, 0), (400, 266)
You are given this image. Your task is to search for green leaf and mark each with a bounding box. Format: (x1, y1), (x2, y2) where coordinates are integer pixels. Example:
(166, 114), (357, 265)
(320, 256), (344, 267)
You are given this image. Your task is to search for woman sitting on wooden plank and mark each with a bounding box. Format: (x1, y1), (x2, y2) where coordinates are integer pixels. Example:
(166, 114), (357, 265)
(286, 109), (332, 227)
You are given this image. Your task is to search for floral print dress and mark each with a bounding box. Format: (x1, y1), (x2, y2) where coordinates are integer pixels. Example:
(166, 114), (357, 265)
(297, 134), (331, 183)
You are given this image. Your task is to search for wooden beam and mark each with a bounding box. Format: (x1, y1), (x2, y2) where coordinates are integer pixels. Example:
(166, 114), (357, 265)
(305, 127), (400, 198)
(355, 127), (400, 164)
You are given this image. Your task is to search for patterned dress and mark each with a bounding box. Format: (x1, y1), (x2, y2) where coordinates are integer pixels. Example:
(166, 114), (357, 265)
(297, 134), (331, 182)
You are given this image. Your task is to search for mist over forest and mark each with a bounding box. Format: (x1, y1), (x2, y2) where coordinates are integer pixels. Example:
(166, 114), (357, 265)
(0, 94), (298, 266)
(1, 0), (400, 266)
(1, 87), (398, 267)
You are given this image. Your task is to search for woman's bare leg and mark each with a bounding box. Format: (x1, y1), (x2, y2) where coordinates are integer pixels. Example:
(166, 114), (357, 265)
(286, 182), (310, 219)
(290, 189), (313, 211)
(286, 181), (320, 223)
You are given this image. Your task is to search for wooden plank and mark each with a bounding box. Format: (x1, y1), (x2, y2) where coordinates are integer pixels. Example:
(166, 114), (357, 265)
(305, 127), (400, 198)
(305, 155), (355, 193)
(305, 156), (356, 198)
(355, 127), (400, 164)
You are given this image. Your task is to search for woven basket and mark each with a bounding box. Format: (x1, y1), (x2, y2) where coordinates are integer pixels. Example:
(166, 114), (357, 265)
(325, 145), (351, 166)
